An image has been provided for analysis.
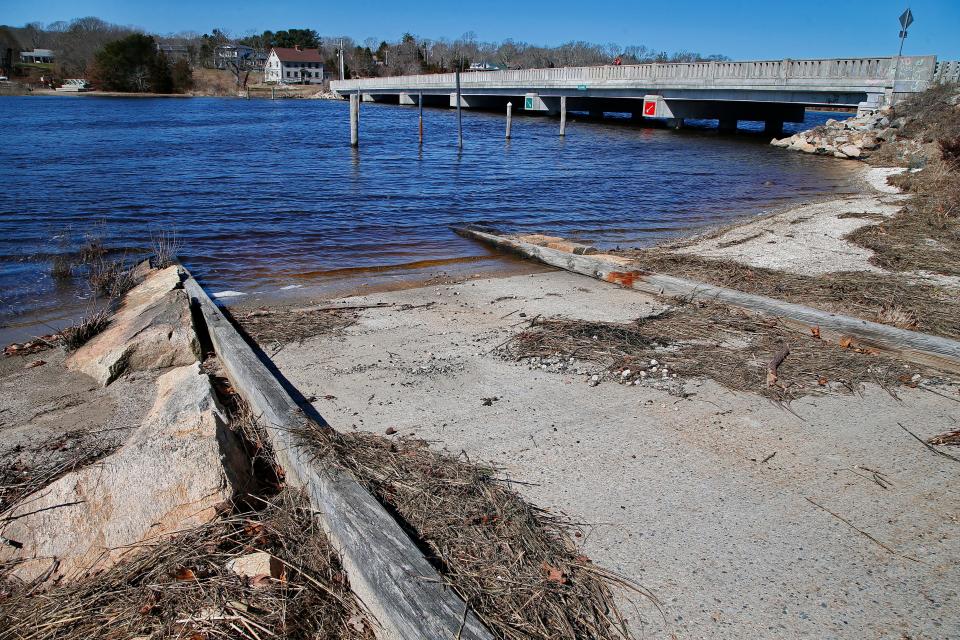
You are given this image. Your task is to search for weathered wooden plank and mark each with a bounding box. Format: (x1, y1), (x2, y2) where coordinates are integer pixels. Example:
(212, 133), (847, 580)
(454, 226), (960, 374)
(183, 276), (492, 640)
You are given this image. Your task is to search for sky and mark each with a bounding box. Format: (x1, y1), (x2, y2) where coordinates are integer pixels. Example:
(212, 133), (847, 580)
(3, 0), (959, 59)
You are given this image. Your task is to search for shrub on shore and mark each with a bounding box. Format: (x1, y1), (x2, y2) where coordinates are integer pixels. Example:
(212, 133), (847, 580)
(49, 255), (73, 280)
(60, 309), (111, 351)
(88, 33), (192, 94)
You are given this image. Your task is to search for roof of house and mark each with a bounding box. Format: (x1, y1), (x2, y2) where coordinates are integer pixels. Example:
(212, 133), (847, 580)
(22, 49), (54, 57)
(271, 47), (324, 63)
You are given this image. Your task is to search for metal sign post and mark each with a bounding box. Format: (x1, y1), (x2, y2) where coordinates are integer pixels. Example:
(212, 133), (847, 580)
(893, 7), (914, 96)
(898, 8), (914, 56)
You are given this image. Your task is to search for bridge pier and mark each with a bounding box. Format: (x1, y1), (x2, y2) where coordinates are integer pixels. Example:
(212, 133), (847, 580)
(718, 118), (738, 133)
(764, 119), (784, 137)
(399, 92), (418, 106)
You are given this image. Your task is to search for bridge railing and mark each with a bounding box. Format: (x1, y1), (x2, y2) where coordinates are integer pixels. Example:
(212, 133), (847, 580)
(934, 60), (960, 84)
(331, 56), (938, 93)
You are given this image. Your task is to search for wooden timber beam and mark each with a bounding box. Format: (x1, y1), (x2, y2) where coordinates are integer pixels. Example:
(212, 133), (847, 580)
(183, 276), (493, 640)
(454, 226), (960, 375)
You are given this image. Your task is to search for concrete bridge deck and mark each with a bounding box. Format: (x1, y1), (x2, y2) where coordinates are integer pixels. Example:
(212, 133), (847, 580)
(331, 56), (958, 133)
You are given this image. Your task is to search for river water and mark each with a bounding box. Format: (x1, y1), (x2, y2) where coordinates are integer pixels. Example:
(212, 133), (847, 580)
(0, 96), (862, 343)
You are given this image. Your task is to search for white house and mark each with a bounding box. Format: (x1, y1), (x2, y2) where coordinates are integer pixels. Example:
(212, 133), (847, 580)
(264, 47), (325, 85)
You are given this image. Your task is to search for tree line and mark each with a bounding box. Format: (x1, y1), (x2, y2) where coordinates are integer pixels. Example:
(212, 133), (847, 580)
(1, 16), (729, 92)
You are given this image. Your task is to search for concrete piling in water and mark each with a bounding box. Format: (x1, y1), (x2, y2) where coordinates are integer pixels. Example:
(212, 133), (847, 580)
(764, 119), (784, 137)
(349, 93), (359, 147)
(506, 102), (513, 139)
(455, 69), (463, 149)
(560, 96), (567, 136)
(418, 91), (424, 145)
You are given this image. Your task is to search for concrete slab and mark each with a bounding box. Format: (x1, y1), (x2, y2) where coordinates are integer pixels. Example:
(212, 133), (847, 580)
(269, 270), (960, 639)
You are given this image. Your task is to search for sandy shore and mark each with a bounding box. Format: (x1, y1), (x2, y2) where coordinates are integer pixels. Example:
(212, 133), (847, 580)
(240, 165), (960, 638)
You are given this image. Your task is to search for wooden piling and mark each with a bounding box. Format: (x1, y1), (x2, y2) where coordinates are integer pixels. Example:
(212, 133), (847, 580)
(559, 96), (567, 136)
(455, 69), (463, 149)
(349, 92), (359, 147)
(418, 91), (423, 145)
(506, 101), (513, 139)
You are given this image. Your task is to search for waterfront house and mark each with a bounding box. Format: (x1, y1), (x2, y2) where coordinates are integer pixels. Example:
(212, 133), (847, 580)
(156, 43), (190, 63)
(264, 46), (325, 85)
(214, 44), (265, 70)
(19, 49), (54, 64)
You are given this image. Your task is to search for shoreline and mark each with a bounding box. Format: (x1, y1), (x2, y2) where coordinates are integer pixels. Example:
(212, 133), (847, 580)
(220, 162), (874, 317)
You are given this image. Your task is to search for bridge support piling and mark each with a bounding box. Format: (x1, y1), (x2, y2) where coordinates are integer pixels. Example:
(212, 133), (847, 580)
(455, 70), (463, 149)
(506, 102), (512, 139)
(418, 91), (423, 145)
(718, 118), (738, 133)
(560, 96), (567, 136)
(764, 119), (784, 137)
(349, 93), (359, 147)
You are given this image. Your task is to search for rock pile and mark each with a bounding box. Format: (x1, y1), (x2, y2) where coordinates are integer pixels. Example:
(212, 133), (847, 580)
(770, 109), (901, 159)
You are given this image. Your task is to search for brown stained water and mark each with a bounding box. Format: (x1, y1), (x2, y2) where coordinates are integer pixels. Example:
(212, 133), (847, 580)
(0, 96), (863, 343)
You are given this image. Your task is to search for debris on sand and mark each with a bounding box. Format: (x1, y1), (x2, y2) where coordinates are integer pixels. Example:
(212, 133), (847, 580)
(231, 306), (358, 345)
(3, 335), (62, 358)
(609, 250), (960, 340)
(928, 430), (960, 447)
(297, 423), (651, 640)
(505, 299), (943, 402)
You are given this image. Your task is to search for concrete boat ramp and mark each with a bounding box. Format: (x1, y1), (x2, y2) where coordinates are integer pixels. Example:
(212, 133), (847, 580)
(262, 268), (960, 638)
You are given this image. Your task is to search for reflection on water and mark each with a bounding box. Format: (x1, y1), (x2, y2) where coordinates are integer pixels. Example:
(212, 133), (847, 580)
(0, 96), (861, 342)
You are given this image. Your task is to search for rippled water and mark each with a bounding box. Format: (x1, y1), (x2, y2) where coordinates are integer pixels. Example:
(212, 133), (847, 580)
(0, 96), (861, 342)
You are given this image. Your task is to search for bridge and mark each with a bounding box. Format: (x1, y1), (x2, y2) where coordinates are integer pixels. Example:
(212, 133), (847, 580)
(331, 55), (959, 135)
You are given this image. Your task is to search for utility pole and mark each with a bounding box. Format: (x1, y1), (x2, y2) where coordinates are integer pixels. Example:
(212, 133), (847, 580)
(339, 38), (345, 81)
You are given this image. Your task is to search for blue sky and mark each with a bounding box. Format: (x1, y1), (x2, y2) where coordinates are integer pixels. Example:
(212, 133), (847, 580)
(3, 0), (959, 59)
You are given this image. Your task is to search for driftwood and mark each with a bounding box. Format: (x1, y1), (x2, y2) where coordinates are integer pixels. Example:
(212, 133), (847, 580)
(766, 344), (791, 387)
(454, 226), (960, 374)
(183, 276), (493, 640)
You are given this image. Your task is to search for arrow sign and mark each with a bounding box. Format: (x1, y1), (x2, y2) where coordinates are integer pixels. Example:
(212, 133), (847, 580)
(899, 8), (913, 29)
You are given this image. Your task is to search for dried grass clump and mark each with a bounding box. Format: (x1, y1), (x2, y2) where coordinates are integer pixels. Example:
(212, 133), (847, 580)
(0, 491), (373, 640)
(849, 154), (960, 277)
(609, 250), (960, 339)
(49, 255), (73, 280)
(298, 424), (650, 640)
(152, 230), (182, 269)
(232, 307), (358, 346)
(507, 300), (925, 403)
(60, 309), (111, 351)
(87, 256), (137, 299)
(892, 82), (960, 144)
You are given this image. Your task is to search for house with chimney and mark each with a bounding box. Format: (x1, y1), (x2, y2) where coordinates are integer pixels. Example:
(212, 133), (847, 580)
(264, 46), (325, 85)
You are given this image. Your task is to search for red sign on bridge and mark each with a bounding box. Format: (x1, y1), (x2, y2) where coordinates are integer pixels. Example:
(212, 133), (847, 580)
(643, 99), (657, 116)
